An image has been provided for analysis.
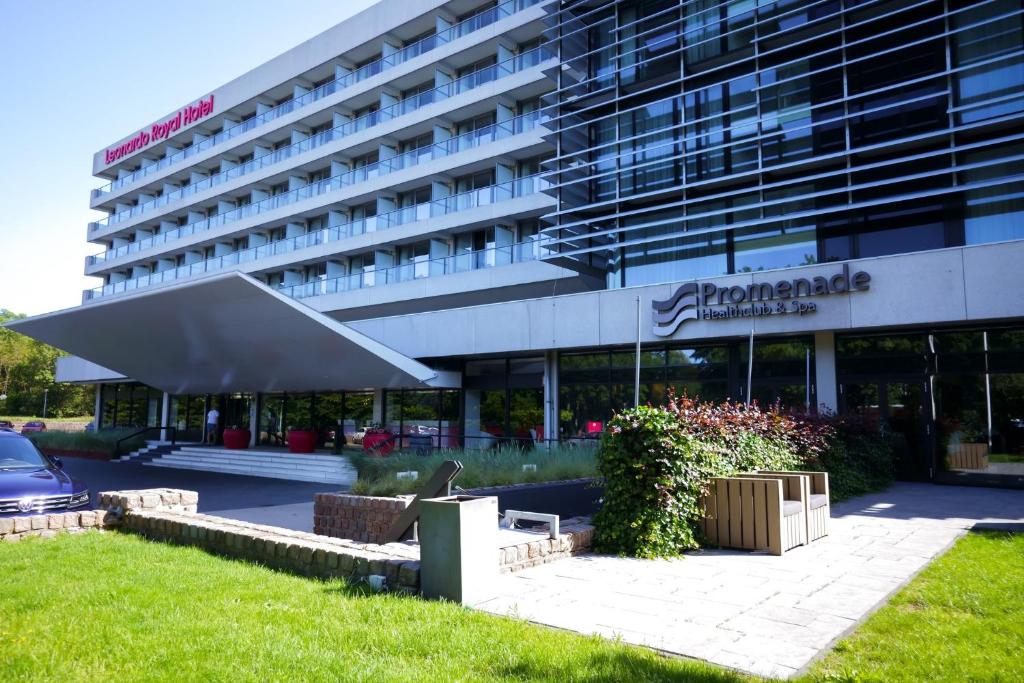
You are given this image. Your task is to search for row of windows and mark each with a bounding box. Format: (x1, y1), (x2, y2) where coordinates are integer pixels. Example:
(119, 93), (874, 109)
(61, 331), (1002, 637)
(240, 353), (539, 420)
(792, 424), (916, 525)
(100, 94), (545, 253)
(98, 0), (527, 187)
(547, 0), (1024, 285)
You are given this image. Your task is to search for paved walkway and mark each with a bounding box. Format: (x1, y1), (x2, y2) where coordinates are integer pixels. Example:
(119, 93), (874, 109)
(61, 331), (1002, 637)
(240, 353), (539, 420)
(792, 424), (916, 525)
(473, 483), (1024, 679)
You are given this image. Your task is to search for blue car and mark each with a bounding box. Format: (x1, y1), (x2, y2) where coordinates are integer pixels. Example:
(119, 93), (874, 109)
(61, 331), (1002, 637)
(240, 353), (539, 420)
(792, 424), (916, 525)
(0, 430), (89, 516)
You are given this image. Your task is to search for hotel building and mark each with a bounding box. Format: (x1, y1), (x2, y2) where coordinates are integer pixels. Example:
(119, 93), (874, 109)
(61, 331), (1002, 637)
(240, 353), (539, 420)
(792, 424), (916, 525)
(12, 0), (1024, 487)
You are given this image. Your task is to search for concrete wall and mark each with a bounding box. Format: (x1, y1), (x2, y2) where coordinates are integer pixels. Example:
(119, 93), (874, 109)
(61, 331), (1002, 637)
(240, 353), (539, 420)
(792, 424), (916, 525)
(345, 242), (1024, 358)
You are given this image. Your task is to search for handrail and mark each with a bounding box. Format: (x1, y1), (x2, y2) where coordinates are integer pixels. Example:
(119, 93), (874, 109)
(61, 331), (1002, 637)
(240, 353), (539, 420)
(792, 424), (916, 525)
(92, 0), (544, 197)
(114, 425), (177, 457)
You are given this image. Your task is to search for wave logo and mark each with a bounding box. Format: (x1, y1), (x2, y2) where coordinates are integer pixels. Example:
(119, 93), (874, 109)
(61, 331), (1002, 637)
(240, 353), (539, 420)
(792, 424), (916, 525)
(652, 282), (699, 337)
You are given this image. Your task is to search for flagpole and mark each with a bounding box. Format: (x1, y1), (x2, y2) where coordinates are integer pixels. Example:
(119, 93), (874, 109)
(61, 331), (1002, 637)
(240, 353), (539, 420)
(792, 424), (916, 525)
(745, 329), (754, 406)
(634, 295), (641, 407)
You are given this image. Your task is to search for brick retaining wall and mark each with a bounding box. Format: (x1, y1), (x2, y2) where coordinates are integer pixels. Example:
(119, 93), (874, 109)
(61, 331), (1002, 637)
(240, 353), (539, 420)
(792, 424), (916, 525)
(0, 488), (195, 542)
(2, 488), (595, 594)
(0, 508), (116, 542)
(124, 509), (422, 593)
(314, 493), (412, 543)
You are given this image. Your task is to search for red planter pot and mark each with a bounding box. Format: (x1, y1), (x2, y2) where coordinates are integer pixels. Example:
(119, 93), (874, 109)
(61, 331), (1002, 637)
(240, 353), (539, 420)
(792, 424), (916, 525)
(362, 431), (395, 456)
(287, 429), (317, 454)
(222, 428), (251, 450)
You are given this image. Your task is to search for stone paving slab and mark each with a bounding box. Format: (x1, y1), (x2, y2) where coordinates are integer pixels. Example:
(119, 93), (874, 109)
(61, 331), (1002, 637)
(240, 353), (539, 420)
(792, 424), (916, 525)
(472, 483), (1024, 679)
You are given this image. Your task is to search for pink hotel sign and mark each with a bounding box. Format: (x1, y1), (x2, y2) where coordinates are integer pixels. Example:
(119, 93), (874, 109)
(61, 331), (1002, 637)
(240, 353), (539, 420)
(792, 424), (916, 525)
(104, 95), (215, 165)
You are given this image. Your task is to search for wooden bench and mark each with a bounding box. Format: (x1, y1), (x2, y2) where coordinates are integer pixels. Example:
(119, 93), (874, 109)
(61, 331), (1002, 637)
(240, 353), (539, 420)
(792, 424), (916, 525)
(700, 474), (807, 556)
(760, 471), (830, 542)
(946, 443), (989, 470)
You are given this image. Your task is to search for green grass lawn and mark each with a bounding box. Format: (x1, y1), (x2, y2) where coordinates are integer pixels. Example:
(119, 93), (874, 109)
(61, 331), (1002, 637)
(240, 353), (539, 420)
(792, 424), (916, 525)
(0, 532), (742, 683)
(804, 530), (1024, 682)
(989, 453), (1024, 463)
(1, 530), (1020, 682)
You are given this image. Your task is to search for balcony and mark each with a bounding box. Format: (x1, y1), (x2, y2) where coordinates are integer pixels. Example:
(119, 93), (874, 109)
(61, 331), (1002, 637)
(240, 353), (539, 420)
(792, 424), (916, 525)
(91, 0), (544, 199)
(279, 239), (549, 300)
(85, 110), (545, 268)
(83, 174), (550, 301)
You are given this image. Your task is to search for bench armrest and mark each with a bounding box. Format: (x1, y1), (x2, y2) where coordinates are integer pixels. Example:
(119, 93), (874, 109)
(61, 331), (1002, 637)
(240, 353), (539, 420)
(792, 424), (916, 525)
(738, 472), (809, 503)
(760, 470), (829, 498)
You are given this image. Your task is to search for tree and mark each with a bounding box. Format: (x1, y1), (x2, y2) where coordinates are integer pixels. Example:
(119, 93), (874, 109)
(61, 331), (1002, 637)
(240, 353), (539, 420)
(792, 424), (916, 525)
(0, 308), (94, 417)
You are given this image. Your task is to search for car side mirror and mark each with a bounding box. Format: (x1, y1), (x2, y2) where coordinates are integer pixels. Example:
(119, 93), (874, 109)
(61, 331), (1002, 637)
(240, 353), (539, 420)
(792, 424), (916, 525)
(52, 456), (63, 469)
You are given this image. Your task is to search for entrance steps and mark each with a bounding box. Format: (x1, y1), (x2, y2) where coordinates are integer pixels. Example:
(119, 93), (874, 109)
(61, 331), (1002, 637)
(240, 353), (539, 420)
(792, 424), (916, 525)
(143, 446), (356, 485)
(119, 440), (182, 463)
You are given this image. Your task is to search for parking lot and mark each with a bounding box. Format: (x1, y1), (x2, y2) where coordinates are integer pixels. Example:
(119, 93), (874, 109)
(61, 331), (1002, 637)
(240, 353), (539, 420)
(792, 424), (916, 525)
(60, 457), (327, 532)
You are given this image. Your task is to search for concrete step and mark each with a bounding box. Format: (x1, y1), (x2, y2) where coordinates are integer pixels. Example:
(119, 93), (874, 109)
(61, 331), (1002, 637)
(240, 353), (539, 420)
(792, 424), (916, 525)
(163, 456), (355, 474)
(172, 448), (351, 467)
(145, 459), (351, 484)
(142, 446), (356, 485)
(152, 454), (355, 478)
(119, 443), (179, 463)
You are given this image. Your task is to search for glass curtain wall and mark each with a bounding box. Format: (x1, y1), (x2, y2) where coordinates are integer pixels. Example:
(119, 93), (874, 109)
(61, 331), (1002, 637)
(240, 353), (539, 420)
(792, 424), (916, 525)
(545, 0), (1024, 287)
(463, 357), (544, 449)
(99, 382), (162, 429)
(837, 326), (1024, 486)
(558, 337), (813, 441)
(382, 389), (461, 449)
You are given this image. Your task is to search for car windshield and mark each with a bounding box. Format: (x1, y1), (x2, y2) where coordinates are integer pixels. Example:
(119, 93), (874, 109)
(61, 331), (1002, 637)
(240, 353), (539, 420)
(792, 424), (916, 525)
(0, 438), (49, 469)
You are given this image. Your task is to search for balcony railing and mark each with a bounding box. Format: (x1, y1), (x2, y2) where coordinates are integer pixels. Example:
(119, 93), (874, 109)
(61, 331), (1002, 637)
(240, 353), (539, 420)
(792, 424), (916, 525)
(83, 175), (549, 301)
(92, 0), (543, 198)
(90, 45), (553, 233)
(86, 111), (543, 267)
(278, 238), (548, 300)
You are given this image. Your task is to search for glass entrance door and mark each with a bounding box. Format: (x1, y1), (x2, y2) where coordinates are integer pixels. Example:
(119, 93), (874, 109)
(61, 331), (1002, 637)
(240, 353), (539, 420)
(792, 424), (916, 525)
(840, 380), (931, 480)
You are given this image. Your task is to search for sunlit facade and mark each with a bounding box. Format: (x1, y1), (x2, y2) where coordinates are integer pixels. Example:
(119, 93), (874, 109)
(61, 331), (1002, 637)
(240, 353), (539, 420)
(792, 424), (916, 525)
(12, 0), (1023, 487)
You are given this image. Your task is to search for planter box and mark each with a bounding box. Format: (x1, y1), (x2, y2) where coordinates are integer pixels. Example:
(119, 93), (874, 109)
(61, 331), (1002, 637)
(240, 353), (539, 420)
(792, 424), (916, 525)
(38, 447), (112, 461)
(362, 432), (395, 456)
(947, 443), (989, 470)
(222, 428), (251, 450)
(287, 429), (317, 454)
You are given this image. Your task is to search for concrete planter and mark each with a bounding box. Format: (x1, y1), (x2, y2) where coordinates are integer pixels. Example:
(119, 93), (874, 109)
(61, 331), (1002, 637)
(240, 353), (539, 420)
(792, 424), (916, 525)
(419, 495), (498, 604)
(362, 431), (395, 456)
(287, 429), (317, 454)
(222, 428), (250, 450)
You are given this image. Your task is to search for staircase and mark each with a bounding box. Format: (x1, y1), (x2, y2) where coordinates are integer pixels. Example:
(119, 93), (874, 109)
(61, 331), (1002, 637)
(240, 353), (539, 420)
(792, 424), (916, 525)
(142, 446), (356, 485)
(118, 440), (182, 463)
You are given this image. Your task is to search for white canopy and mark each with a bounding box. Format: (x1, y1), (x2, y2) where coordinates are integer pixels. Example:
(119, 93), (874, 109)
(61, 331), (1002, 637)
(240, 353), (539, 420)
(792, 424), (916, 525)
(8, 272), (458, 394)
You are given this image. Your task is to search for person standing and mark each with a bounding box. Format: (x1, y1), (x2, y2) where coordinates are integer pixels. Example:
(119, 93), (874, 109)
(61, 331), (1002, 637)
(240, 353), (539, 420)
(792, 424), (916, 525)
(205, 406), (220, 445)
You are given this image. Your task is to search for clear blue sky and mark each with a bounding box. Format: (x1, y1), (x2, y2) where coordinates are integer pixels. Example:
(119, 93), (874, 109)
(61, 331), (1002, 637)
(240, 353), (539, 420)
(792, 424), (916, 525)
(0, 0), (378, 316)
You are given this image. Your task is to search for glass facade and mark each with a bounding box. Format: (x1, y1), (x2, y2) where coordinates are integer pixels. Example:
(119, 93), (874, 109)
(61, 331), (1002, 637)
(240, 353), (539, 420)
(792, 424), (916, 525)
(543, 0), (1024, 285)
(837, 326), (1024, 484)
(99, 383), (162, 430)
(558, 337), (814, 440)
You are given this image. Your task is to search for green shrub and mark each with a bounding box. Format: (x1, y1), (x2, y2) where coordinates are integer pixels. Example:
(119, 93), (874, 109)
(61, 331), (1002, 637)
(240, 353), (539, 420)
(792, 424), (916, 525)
(592, 406), (724, 558)
(28, 428), (147, 455)
(593, 402), (808, 559)
(813, 421), (901, 501)
(349, 446), (597, 497)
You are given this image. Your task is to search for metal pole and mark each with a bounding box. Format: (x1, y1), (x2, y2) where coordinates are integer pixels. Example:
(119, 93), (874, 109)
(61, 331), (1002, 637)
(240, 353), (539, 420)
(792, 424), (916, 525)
(805, 348), (811, 412)
(745, 329), (754, 407)
(42, 388), (48, 418)
(634, 296), (641, 407)
(983, 331), (993, 448)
